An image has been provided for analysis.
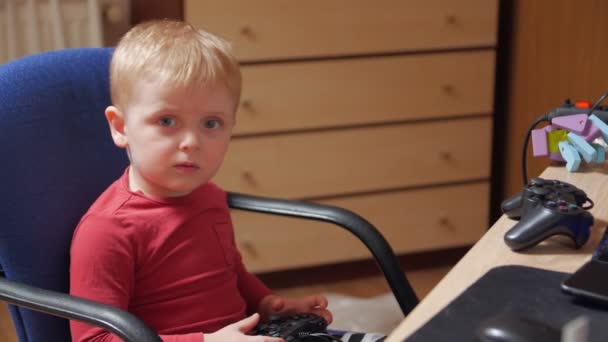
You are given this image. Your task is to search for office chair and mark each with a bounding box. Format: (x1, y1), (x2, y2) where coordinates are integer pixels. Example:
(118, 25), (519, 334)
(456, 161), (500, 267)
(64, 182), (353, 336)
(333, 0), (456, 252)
(0, 48), (419, 342)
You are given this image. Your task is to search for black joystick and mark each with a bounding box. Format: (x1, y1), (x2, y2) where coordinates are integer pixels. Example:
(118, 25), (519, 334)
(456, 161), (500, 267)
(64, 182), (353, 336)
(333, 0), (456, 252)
(254, 313), (329, 341)
(501, 177), (594, 251)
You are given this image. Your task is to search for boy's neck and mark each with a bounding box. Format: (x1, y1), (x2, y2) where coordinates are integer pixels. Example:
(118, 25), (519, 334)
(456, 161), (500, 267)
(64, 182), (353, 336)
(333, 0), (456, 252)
(127, 166), (193, 199)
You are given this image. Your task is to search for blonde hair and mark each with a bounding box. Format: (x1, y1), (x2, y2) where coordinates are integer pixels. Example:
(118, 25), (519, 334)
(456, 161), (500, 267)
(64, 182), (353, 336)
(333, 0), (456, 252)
(110, 20), (241, 110)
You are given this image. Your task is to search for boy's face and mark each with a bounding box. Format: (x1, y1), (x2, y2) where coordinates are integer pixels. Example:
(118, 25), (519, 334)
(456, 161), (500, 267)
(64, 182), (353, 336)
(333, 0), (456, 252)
(106, 77), (236, 198)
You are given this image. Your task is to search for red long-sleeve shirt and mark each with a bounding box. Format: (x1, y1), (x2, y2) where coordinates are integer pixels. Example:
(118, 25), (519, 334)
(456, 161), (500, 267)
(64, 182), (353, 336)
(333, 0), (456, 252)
(69, 169), (272, 342)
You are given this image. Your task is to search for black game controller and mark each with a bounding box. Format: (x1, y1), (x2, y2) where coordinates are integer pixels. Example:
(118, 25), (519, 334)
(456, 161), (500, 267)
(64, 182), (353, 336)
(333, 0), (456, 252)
(501, 177), (594, 251)
(254, 313), (330, 341)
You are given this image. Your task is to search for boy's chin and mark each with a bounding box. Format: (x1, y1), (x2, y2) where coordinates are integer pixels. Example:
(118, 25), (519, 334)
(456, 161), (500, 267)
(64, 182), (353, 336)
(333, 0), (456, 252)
(164, 182), (207, 197)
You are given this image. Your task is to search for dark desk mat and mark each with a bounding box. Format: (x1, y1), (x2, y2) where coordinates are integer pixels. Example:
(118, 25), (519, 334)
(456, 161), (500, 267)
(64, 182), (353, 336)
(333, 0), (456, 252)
(405, 265), (608, 341)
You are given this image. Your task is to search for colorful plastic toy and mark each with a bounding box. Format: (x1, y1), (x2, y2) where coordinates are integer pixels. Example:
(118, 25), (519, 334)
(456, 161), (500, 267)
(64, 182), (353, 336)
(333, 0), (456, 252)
(531, 108), (608, 172)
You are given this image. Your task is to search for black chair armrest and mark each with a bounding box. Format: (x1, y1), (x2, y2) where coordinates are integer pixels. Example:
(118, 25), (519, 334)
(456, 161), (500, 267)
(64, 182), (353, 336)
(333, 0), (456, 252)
(227, 192), (419, 316)
(0, 277), (161, 342)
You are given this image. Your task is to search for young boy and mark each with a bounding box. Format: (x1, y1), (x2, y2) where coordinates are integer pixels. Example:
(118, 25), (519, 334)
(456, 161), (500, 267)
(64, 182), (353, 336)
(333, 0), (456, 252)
(69, 20), (332, 342)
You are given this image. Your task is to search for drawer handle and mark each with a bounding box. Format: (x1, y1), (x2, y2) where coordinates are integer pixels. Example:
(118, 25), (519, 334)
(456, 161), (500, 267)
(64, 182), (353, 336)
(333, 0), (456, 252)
(241, 100), (254, 112)
(439, 151), (452, 161)
(441, 84), (455, 94)
(241, 241), (259, 258)
(445, 15), (458, 25)
(242, 171), (257, 186)
(438, 216), (454, 230)
(240, 26), (255, 40)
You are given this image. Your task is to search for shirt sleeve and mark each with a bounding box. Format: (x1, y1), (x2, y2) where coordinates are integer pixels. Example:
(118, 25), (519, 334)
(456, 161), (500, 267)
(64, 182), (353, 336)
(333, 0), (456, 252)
(214, 185), (274, 315)
(233, 244), (273, 315)
(69, 214), (204, 342)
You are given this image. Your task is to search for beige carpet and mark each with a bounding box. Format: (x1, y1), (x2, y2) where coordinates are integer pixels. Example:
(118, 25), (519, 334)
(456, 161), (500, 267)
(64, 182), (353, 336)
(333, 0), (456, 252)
(325, 292), (403, 335)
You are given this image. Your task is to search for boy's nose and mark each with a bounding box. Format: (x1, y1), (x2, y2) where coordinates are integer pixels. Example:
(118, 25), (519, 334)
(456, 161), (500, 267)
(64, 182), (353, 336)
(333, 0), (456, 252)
(179, 131), (201, 151)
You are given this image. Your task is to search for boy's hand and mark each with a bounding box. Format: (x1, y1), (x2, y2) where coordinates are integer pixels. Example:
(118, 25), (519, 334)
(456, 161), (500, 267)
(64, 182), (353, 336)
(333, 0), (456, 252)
(258, 294), (333, 325)
(205, 313), (284, 342)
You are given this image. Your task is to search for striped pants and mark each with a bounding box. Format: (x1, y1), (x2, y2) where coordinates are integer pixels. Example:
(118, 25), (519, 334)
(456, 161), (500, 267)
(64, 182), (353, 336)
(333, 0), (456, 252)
(335, 332), (386, 342)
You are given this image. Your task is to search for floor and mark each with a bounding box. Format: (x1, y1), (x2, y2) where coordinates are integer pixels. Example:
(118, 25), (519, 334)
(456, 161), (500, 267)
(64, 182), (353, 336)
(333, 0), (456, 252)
(272, 265), (451, 299)
(271, 265), (452, 334)
(0, 264), (452, 341)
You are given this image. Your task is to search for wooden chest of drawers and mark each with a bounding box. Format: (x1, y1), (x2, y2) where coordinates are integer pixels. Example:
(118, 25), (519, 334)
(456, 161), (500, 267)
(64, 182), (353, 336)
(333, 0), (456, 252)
(186, 0), (498, 273)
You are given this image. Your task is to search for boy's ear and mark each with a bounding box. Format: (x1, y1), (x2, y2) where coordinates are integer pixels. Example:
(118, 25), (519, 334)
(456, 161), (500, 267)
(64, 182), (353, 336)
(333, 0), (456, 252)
(105, 106), (128, 148)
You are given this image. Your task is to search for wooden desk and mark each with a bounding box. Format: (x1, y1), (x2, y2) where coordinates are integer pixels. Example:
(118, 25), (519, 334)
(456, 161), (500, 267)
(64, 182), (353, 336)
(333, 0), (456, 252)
(387, 165), (608, 341)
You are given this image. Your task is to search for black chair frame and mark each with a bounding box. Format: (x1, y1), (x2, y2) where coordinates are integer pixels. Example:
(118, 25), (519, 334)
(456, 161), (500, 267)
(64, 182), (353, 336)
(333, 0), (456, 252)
(0, 193), (419, 342)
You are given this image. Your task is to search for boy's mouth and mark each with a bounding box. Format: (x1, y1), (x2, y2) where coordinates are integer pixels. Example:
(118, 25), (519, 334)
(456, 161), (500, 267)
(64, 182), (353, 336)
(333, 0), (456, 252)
(174, 162), (200, 173)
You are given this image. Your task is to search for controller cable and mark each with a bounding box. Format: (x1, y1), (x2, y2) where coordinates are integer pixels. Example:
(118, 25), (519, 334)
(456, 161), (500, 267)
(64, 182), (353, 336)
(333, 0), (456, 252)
(296, 332), (343, 341)
(582, 197), (594, 210)
(521, 115), (550, 185)
(587, 91), (608, 117)
(522, 118), (595, 210)
(521, 90), (608, 187)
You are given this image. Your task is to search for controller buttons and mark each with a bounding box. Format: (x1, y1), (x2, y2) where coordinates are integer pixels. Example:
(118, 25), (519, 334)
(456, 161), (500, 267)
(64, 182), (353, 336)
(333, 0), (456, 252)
(532, 187), (550, 196)
(530, 177), (545, 185)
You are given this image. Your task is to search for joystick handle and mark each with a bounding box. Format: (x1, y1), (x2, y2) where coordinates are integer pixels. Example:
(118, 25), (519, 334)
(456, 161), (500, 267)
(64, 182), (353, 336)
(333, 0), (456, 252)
(504, 206), (593, 251)
(501, 192), (524, 219)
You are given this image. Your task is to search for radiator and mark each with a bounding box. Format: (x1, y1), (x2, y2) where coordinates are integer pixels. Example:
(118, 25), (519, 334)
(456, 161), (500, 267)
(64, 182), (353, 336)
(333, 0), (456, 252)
(0, 0), (129, 64)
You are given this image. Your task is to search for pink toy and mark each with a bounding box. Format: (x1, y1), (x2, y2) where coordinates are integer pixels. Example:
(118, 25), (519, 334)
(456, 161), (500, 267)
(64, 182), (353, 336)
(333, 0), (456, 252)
(551, 113), (589, 134)
(531, 128), (548, 157)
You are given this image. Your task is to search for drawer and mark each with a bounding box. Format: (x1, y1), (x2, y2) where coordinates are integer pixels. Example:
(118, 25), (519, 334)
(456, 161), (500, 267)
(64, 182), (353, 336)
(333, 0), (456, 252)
(185, 0), (498, 61)
(232, 182), (489, 273)
(216, 117), (492, 198)
(235, 51), (495, 135)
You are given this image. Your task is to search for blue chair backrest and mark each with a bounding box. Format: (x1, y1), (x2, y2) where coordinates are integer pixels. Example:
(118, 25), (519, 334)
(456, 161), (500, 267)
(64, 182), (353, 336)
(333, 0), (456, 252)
(0, 48), (128, 341)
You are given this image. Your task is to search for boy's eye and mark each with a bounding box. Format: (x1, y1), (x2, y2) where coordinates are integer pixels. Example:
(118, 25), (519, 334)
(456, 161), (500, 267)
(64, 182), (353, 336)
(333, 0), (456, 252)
(204, 119), (222, 129)
(159, 117), (176, 127)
